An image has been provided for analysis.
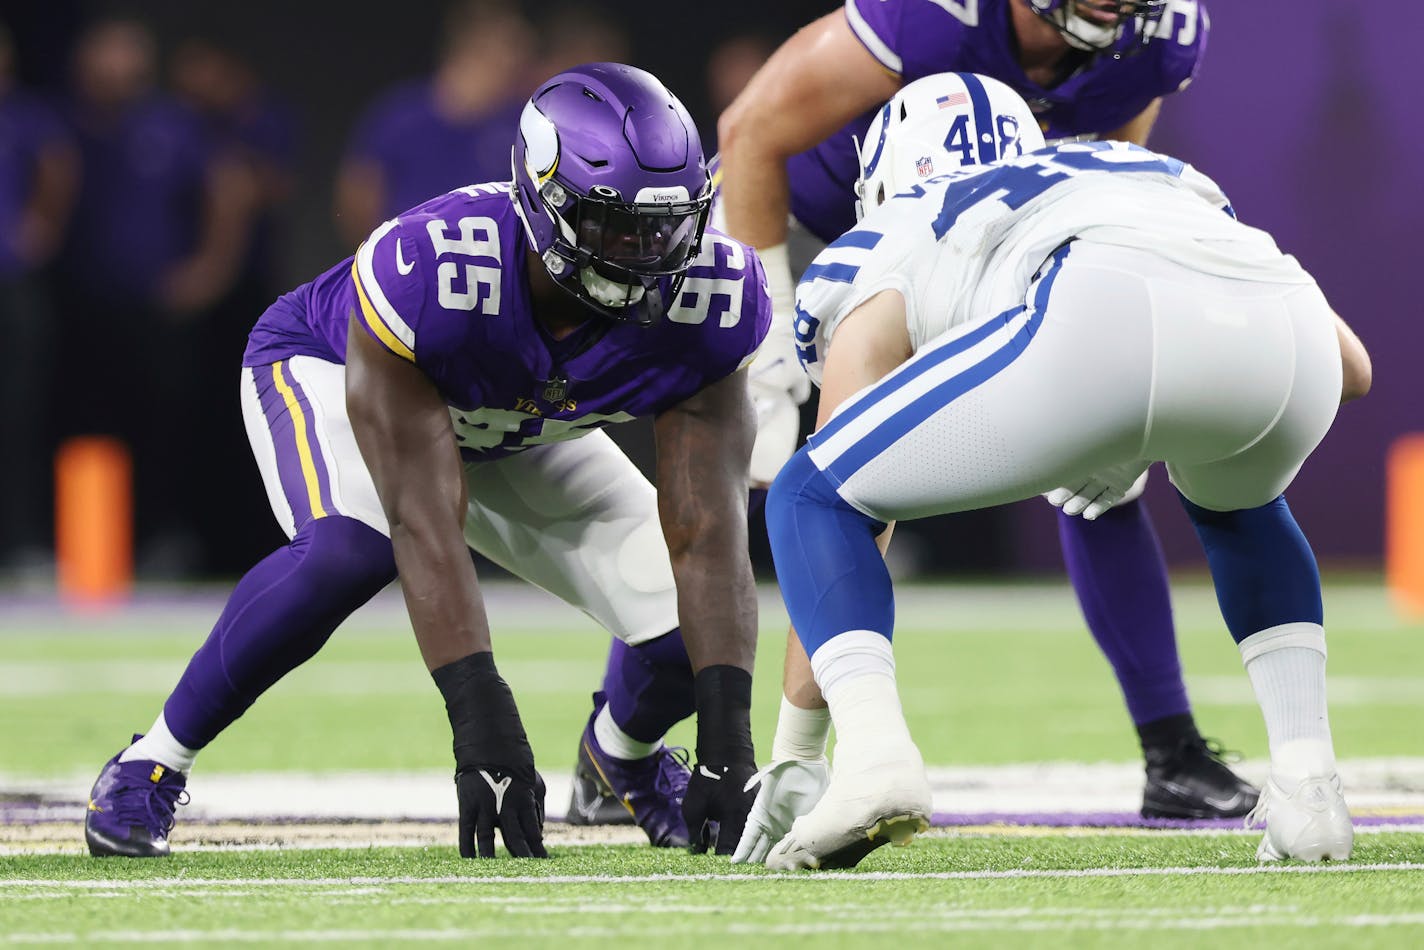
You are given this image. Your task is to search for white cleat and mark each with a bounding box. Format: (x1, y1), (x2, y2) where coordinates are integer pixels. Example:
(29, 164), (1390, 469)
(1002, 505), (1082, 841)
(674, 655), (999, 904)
(1248, 772), (1353, 863)
(764, 742), (932, 871)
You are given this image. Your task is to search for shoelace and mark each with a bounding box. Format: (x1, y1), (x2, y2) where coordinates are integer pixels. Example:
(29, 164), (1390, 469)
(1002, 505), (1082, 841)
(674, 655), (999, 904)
(111, 779), (191, 835)
(654, 747), (691, 803)
(1244, 782), (1271, 830)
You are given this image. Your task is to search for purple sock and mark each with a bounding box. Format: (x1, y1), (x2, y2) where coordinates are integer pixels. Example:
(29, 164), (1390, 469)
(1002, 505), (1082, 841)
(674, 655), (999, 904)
(162, 516), (396, 749)
(598, 628), (694, 744)
(1057, 498), (1191, 728)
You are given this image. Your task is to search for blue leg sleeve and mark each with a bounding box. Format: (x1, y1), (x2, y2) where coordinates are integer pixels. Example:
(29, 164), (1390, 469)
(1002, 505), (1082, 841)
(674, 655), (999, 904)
(1177, 492), (1323, 643)
(766, 448), (893, 657)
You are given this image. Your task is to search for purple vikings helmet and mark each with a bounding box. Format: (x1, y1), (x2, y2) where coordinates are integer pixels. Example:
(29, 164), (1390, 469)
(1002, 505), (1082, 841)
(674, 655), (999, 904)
(512, 63), (712, 324)
(1028, 0), (1169, 53)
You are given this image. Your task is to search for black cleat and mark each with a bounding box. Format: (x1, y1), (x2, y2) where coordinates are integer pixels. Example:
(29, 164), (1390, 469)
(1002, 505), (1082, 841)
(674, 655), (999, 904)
(1142, 735), (1259, 819)
(565, 737), (636, 827)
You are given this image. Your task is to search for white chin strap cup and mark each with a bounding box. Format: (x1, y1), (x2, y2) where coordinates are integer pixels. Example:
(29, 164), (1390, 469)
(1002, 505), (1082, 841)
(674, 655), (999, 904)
(580, 267), (646, 307)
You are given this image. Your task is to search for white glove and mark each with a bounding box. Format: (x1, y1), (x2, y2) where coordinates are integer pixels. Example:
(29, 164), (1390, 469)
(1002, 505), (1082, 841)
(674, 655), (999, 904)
(747, 243), (812, 486)
(749, 377), (801, 486)
(1044, 463), (1151, 521)
(729, 758), (831, 865)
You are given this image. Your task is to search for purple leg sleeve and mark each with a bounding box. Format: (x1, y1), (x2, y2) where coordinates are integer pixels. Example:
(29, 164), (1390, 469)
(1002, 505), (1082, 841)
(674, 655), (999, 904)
(162, 516), (397, 749)
(599, 628), (695, 744)
(1057, 497), (1191, 726)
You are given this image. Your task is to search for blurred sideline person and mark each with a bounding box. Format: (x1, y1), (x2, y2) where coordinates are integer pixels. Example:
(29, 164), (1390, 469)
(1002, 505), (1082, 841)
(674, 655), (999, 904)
(714, 0), (1256, 820)
(333, 0), (534, 249)
(0, 21), (77, 580)
(701, 33), (776, 152)
(54, 18), (258, 576)
(85, 64), (768, 861)
(530, 2), (631, 81)
(171, 35), (299, 571)
(737, 73), (1365, 870)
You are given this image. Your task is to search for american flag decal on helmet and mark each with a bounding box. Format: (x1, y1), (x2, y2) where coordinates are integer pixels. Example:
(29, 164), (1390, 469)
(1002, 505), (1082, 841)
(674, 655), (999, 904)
(936, 92), (969, 109)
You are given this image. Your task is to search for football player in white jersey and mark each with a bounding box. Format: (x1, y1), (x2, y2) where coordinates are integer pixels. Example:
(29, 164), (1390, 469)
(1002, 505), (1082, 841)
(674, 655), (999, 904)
(733, 72), (1370, 870)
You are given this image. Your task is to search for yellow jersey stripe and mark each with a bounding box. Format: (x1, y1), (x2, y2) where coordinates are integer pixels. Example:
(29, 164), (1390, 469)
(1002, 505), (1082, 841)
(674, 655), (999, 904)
(271, 362), (328, 520)
(351, 257), (416, 362)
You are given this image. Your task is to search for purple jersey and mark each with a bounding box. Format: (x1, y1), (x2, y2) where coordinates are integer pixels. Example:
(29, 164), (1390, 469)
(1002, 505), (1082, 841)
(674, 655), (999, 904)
(788, 0), (1208, 242)
(246, 183), (771, 461)
(346, 81), (525, 222)
(0, 89), (71, 278)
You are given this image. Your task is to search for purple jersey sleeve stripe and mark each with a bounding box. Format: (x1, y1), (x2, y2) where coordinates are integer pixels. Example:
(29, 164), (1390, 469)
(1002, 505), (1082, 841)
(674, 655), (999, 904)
(351, 256), (416, 362)
(268, 361), (334, 523)
(845, 0), (903, 75)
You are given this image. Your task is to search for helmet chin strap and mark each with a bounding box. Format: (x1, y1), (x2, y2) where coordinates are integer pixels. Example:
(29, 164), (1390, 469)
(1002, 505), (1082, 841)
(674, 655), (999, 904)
(1058, 11), (1121, 50)
(579, 266), (646, 307)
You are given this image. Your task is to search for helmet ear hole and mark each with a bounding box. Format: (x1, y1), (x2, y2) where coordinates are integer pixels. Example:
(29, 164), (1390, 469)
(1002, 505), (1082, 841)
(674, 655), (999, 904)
(875, 183), (886, 207)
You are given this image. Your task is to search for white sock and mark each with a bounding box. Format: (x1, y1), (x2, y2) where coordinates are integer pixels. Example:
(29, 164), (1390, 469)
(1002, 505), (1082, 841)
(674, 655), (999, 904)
(810, 630), (913, 755)
(120, 713), (198, 774)
(1239, 622), (1335, 782)
(593, 704), (662, 761)
(771, 695), (831, 762)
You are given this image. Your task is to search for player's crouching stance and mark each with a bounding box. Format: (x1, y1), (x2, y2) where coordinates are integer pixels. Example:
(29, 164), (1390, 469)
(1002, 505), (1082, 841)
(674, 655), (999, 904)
(84, 64), (767, 860)
(734, 72), (1367, 870)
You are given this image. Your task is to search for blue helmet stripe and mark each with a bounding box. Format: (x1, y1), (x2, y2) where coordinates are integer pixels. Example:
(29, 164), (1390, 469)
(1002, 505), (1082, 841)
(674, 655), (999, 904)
(957, 72), (999, 166)
(862, 102), (894, 180)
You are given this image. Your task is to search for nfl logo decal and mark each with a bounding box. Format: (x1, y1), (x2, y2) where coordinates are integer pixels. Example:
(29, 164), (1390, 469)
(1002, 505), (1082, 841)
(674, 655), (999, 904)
(541, 374), (570, 405)
(915, 155), (934, 177)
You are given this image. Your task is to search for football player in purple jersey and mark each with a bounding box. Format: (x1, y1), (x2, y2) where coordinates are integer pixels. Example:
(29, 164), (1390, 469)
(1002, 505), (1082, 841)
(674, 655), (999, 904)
(84, 64), (770, 860)
(705, 0), (1258, 823)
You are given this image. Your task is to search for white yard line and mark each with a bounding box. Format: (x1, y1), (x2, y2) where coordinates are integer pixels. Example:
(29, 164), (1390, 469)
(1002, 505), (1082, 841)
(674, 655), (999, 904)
(8, 915), (1424, 943)
(6, 862), (1424, 889)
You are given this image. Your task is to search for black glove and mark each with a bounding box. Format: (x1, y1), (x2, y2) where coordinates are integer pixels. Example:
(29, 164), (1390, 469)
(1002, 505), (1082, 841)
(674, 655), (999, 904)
(683, 665), (757, 854)
(454, 765), (547, 859)
(433, 652), (549, 859)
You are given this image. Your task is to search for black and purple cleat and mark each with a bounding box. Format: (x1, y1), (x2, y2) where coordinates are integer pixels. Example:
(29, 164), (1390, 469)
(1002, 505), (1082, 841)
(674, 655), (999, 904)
(84, 735), (190, 857)
(578, 714), (692, 849)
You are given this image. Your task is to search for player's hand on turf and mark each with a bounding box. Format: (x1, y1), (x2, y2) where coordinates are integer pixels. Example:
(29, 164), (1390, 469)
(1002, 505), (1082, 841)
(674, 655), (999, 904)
(683, 760), (759, 855)
(431, 653), (548, 859)
(455, 765), (548, 859)
(731, 758), (831, 865)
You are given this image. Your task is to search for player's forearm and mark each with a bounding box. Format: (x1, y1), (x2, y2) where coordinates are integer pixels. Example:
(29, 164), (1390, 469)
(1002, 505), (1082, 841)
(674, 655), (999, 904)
(673, 545), (758, 672)
(388, 510), (493, 671)
(716, 127), (793, 250)
(1104, 98), (1162, 146)
(1335, 313), (1371, 403)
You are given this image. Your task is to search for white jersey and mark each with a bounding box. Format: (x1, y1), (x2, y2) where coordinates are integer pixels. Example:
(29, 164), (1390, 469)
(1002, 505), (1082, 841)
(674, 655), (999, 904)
(793, 142), (1314, 386)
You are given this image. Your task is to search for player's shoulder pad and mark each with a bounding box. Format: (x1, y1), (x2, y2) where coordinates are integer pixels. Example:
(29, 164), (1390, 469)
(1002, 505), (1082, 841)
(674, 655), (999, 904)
(352, 216), (427, 363)
(353, 183), (517, 362)
(1144, 0), (1210, 93)
(663, 228), (772, 375)
(844, 0), (977, 77)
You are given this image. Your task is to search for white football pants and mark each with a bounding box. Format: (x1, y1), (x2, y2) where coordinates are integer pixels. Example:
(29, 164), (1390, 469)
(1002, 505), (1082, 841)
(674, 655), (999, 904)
(805, 239), (1342, 521)
(239, 355), (679, 644)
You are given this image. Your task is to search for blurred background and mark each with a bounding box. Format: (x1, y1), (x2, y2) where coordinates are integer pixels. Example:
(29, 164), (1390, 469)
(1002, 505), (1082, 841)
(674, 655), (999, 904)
(0, 0), (1418, 590)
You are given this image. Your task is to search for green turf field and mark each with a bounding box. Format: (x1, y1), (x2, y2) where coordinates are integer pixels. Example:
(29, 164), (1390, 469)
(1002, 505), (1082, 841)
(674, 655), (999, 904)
(3, 576), (1423, 946)
(5, 837), (1424, 947)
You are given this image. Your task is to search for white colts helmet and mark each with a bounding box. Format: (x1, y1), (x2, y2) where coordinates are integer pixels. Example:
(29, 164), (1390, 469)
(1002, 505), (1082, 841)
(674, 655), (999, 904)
(854, 72), (1046, 219)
